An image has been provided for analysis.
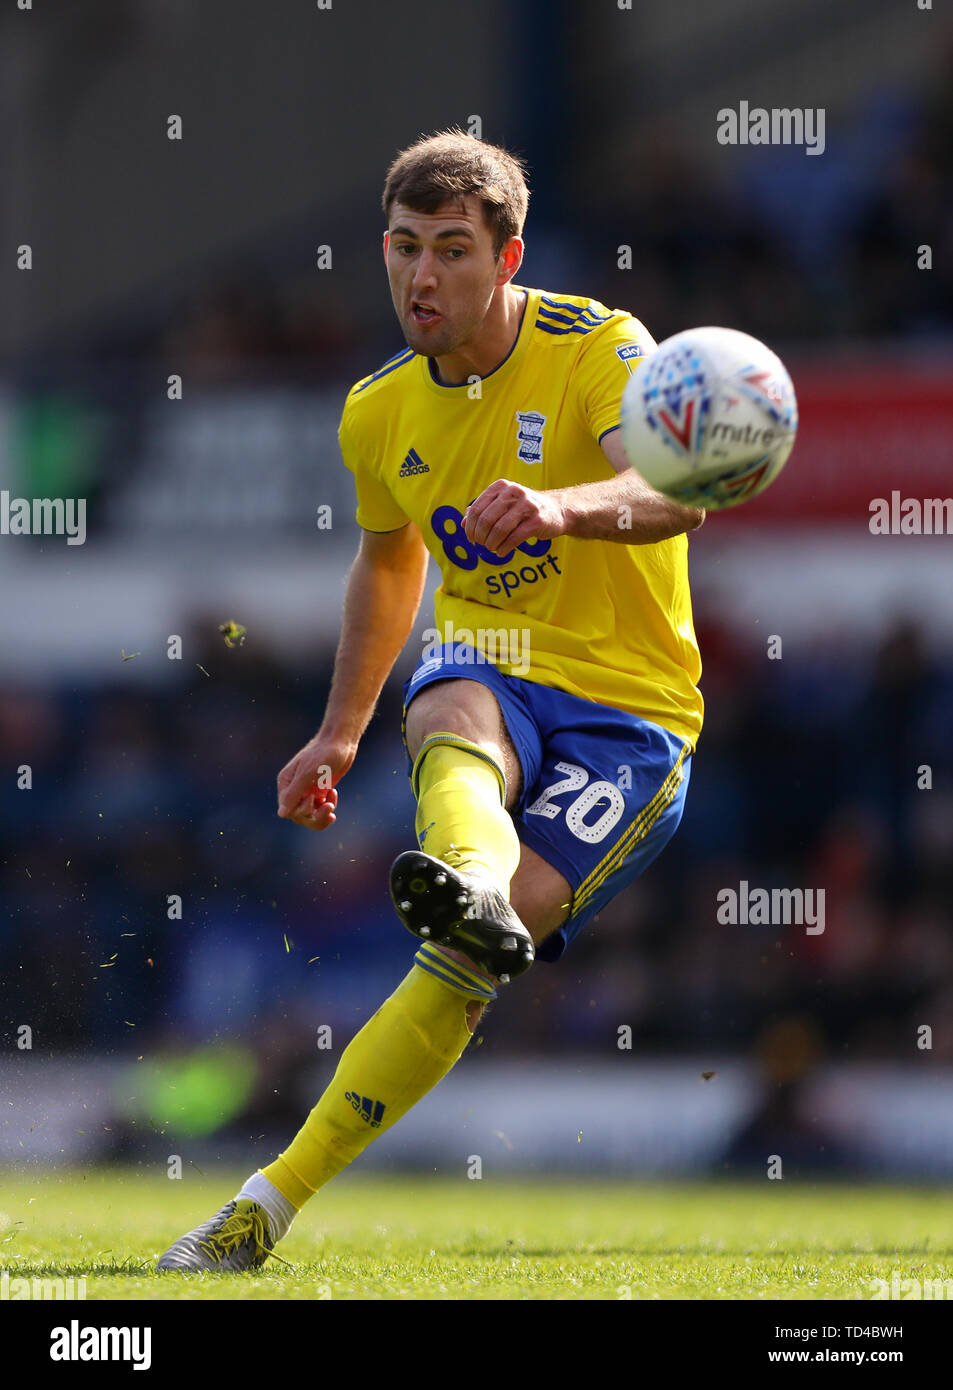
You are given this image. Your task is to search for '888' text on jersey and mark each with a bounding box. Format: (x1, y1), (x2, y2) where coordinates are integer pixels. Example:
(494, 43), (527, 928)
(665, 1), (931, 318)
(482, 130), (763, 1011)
(339, 286), (703, 748)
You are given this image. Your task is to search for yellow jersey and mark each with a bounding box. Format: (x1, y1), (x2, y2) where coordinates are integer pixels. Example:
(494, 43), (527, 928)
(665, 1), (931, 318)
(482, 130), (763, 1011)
(338, 286), (703, 747)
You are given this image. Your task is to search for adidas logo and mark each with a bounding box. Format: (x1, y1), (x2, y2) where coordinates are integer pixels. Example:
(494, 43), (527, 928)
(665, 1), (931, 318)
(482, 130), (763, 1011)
(344, 1091), (386, 1128)
(398, 447), (430, 477)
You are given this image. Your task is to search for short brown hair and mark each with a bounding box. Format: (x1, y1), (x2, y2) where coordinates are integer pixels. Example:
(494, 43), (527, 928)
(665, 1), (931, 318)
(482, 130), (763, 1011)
(382, 128), (529, 257)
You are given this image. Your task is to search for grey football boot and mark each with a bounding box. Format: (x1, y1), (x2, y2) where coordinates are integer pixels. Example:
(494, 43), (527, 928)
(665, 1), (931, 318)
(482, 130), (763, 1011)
(157, 1197), (290, 1273)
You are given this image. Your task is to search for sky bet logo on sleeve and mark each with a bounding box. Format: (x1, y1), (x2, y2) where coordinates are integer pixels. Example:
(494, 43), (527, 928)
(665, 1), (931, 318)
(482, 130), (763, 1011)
(616, 344), (646, 374)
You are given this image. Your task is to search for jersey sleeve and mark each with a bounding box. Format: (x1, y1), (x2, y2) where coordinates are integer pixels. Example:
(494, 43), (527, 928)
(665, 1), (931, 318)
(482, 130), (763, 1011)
(572, 313), (658, 445)
(338, 402), (410, 533)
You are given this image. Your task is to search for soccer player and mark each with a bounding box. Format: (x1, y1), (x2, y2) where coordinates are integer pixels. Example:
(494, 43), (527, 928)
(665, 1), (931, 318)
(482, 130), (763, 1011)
(157, 129), (704, 1271)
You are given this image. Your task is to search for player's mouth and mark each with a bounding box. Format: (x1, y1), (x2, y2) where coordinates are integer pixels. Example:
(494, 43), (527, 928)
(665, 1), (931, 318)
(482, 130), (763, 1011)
(411, 301), (442, 327)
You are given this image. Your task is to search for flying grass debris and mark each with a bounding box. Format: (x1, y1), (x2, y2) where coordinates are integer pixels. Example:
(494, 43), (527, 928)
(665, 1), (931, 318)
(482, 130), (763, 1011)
(218, 620), (247, 648)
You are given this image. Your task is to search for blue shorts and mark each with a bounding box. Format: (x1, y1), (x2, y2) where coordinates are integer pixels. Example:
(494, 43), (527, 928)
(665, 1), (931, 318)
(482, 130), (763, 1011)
(401, 643), (692, 963)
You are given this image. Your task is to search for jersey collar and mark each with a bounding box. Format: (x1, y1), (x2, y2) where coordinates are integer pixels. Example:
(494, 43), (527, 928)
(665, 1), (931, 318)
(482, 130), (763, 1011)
(419, 286), (537, 396)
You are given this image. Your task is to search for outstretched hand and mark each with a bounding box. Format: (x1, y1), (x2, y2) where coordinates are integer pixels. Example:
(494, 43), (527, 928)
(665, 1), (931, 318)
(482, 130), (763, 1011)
(276, 736), (355, 831)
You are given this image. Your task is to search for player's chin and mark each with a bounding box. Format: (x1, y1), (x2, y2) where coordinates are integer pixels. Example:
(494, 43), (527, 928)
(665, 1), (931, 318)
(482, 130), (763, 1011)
(401, 319), (454, 356)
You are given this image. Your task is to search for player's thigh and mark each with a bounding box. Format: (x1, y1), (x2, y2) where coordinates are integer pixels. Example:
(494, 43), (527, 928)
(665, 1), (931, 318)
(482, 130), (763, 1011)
(404, 677), (523, 806)
(513, 691), (692, 963)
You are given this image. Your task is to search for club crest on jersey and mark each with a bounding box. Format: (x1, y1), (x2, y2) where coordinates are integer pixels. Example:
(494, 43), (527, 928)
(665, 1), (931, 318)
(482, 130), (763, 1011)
(616, 343), (646, 374)
(515, 410), (546, 465)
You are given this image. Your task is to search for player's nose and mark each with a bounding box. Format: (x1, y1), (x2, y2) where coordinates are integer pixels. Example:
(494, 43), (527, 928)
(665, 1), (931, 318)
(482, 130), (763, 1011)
(412, 247), (439, 287)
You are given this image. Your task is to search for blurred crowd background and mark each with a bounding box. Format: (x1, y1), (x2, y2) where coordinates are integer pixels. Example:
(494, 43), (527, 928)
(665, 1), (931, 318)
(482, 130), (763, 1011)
(1, 0), (952, 1176)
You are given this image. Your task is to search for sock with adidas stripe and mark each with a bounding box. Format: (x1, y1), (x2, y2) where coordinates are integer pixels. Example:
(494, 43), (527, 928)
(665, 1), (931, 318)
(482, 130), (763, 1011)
(261, 946), (494, 1210)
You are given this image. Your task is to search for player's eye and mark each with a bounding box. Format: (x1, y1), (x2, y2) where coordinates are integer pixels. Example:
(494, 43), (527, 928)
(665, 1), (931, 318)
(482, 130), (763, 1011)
(393, 243), (416, 256)
(445, 247), (465, 259)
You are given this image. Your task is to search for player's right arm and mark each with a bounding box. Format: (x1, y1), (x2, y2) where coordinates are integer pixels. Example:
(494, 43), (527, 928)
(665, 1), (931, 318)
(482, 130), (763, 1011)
(277, 521), (429, 830)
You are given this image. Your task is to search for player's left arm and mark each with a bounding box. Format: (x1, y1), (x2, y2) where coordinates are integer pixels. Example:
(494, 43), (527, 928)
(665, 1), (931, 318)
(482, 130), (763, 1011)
(463, 429), (704, 553)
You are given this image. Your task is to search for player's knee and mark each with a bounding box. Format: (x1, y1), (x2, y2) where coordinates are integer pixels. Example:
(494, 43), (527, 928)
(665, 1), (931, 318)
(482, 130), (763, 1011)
(465, 999), (486, 1035)
(405, 680), (500, 760)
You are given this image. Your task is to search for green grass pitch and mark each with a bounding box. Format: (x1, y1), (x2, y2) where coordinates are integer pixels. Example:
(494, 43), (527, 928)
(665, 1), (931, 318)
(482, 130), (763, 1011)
(2, 1168), (952, 1300)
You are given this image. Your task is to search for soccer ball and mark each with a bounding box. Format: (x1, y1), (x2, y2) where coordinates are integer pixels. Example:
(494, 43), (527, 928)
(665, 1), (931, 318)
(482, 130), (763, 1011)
(619, 326), (798, 510)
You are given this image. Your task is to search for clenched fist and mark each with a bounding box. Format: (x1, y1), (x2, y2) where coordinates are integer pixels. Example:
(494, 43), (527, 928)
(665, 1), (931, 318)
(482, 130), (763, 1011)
(463, 479), (567, 558)
(276, 735), (356, 831)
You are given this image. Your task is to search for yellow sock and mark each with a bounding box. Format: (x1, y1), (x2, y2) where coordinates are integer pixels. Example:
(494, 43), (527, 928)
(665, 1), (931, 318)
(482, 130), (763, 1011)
(412, 734), (521, 893)
(263, 946), (494, 1208)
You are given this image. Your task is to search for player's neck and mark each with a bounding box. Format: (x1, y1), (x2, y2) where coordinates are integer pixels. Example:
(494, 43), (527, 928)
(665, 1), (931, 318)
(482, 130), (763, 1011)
(431, 285), (527, 386)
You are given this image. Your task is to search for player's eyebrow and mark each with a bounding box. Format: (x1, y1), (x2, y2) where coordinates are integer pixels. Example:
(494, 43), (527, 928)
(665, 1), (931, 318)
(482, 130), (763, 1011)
(389, 225), (475, 241)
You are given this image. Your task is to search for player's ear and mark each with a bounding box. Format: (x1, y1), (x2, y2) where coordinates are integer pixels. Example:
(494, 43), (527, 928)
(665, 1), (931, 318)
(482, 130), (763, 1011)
(496, 236), (523, 286)
(382, 231), (390, 264)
